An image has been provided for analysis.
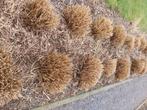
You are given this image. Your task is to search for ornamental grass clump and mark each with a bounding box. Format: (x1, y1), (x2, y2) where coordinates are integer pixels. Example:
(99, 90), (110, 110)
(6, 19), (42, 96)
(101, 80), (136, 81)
(0, 49), (21, 107)
(92, 16), (113, 40)
(63, 4), (92, 37)
(78, 56), (103, 91)
(38, 52), (73, 94)
(139, 36), (147, 51)
(103, 59), (117, 77)
(141, 59), (147, 74)
(131, 59), (146, 75)
(124, 34), (135, 51)
(143, 47), (147, 55)
(22, 0), (59, 30)
(134, 37), (141, 49)
(111, 25), (127, 47)
(115, 57), (131, 81)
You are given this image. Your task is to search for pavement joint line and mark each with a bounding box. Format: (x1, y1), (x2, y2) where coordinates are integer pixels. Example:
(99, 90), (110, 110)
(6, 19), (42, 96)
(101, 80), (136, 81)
(32, 75), (147, 110)
(136, 99), (147, 110)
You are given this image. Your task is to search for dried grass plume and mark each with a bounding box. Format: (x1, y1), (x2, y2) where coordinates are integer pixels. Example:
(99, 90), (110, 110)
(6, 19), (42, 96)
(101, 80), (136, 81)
(103, 59), (117, 77)
(131, 59), (146, 75)
(124, 34), (135, 51)
(139, 36), (147, 51)
(115, 57), (131, 80)
(63, 4), (92, 37)
(78, 56), (103, 91)
(22, 0), (59, 30)
(38, 52), (73, 94)
(143, 47), (147, 55)
(141, 59), (147, 74)
(92, 16), (113, 40)
(111, 25), (127, 47)
(0, 49), (21, 107)
(134, 37), (141, 49)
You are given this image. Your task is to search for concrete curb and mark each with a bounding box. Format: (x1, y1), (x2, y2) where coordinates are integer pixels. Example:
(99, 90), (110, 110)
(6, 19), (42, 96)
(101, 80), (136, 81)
(32, 75), (147, 110)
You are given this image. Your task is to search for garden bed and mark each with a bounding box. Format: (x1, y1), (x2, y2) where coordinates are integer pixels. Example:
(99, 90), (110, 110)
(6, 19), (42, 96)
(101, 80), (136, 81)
(0, 0), (146, 110)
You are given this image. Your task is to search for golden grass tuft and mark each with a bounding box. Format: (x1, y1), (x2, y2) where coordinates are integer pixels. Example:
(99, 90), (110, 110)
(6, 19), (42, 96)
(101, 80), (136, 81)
(78, 56), (103, 91)
(63, 4), (92, 37)
(134, 37), (141, 49)
(110, 25), (127, 47)
(139, 36), (147, 51)
(143, 47), (147, 54)
(103, 59), (117, 77)
(39, 52), (73, 94)
(131, 59), (146, 75)
(22, 0), (59, 30)
(0, 49), (21, 107)
(124, 34), (135, 51)
(115, 57), (131, 81)
(92, 16), (113, 40)
(141, 59), (147, 74)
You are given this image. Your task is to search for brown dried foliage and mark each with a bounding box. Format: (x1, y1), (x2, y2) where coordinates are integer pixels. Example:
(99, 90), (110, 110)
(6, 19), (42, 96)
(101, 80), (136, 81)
(92, 17), (113, 40)
(134, 37), (141, 49)
(63, 4), (92, 37)
(139, 36), (147, 51)
(111, 25), (127, 47)
(0, 49), (21, 107)
(22, 0), (59, 30)
(124, 34), (135, 51)
(131, 59), (146, 75)
(39, 53), (73, 94)
(141, 59), (147, 74)
(143, 47), (147, 55)
(78, 56), (103, 91)
(103, 59), (117, 77)
(115, 57), (131, 80)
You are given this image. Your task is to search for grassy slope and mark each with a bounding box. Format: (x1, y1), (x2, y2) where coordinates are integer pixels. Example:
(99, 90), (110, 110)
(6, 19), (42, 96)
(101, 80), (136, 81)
(106, 0), (147, 32)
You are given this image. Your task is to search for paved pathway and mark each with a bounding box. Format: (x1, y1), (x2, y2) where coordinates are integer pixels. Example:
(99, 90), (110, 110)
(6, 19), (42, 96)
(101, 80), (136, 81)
(52, 75), (147, 110)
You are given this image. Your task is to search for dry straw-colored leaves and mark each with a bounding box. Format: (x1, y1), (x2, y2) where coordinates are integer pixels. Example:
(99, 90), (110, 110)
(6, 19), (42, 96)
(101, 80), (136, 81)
(0, 49), (21, 107)
(22, 0), (59, 30)
(63, 4), (92, 37)
(124, 34), (135, 51)
(111, 25), (127, 47)
(115, 57), (131, 81)
(103, 58), (117, 77)
(131, 59), (146, 75)
(92, 16), (113, 40)
(38, 52), (73, 94)
(134, 37), (141, 49)
(78, 56), (103, 91)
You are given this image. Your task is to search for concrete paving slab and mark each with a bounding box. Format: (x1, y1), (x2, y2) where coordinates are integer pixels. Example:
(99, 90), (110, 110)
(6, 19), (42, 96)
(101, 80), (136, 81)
(33, 75), (147, 110)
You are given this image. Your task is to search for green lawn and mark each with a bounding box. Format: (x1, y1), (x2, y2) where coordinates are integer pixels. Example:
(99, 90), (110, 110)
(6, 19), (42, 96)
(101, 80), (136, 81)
(106, 0), (147, 32)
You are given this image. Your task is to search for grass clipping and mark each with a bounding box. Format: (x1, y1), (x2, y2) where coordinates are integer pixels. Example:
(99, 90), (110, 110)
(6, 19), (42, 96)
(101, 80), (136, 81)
(38, 53), (73, 94)
(115, 57), (131, 81)
(78, 56), (103, 91)
(0, 49), (21, 107)
(92, 16), (113, 40)
(22, 0), (59, 30)
(63, 4), (92, 37)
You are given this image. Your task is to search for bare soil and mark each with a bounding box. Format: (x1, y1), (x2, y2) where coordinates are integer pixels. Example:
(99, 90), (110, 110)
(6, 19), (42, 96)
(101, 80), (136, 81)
(0, 0), (145, 109)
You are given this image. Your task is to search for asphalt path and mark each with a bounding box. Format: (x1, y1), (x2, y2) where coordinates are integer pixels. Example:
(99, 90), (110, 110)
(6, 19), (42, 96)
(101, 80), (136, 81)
(52, 75), (147, 110)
